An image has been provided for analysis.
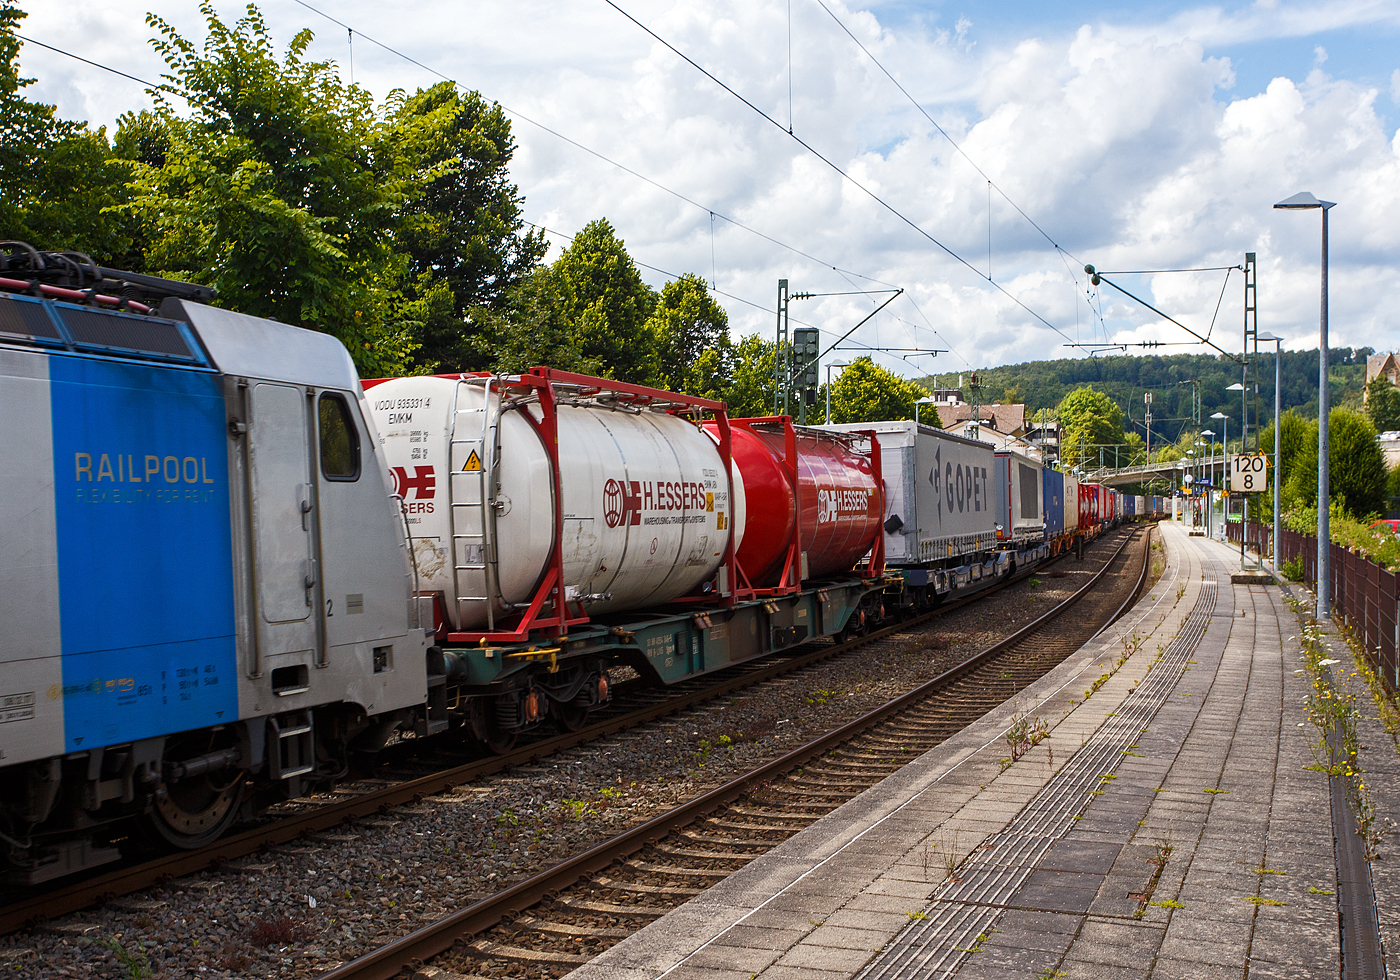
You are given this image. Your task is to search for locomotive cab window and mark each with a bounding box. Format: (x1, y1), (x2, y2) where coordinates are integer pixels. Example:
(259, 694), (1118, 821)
(318, 393), (360, 480)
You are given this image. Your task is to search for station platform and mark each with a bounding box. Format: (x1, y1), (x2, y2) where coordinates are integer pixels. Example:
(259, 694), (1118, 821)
(567, 523), (1394, 980)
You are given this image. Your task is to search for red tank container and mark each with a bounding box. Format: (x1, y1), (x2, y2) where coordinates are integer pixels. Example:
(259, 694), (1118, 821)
(1078, 483), (1101, 532)
(706, 419), (883, 588)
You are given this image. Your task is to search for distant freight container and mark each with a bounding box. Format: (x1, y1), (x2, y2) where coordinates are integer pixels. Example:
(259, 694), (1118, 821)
(1042, 468), (1065, 539)
(1063, 471), (1080, 537)
(1124, 495), (1137, 517)
(1078, 483), (1101, 531)
(822, 420), (996, 566)
(994, 449), (1044, 541)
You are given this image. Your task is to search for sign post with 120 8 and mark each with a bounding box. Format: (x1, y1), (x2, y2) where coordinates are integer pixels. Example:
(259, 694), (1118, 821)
(1229, 454), (1269, 493)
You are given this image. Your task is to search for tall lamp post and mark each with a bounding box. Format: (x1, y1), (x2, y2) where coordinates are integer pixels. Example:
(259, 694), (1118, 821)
(1275, 191), (1334, 619)
(1226, 383), (1247, 557)
(825, 362), (850, 424)
(914, 396), (935, 428)
(1211, 412), (1229, 540)
(1257, 332), (1284, 563)
(1202, 429), (1216, 536)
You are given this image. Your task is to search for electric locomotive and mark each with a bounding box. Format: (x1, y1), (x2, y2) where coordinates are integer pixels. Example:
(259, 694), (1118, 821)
(0, 247), (430, 882)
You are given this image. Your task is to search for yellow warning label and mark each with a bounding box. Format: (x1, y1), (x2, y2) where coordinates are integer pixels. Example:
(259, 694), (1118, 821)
(462, 450), (482, 472)
(716, 512), (726, 530)
(706, 492), (714, 512)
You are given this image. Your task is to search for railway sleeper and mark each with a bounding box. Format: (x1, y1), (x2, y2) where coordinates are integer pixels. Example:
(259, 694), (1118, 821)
(509, 916), (633, 940)
(468, 938), (593, 967)
(592, 875), (705, 897)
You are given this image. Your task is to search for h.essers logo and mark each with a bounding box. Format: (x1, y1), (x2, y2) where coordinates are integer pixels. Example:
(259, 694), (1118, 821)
(817, 487), (872, 524)
(603, 477), (712, 529)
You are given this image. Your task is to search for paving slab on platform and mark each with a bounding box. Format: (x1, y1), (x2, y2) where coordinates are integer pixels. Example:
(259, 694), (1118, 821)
(566, 524), (1373, 980)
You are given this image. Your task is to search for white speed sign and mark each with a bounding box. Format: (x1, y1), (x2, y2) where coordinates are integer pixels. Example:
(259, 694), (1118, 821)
(1229, 454), (1269, 493)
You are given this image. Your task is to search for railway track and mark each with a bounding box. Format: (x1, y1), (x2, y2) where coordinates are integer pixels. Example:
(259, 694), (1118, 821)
(0, 535), (1114, 934)
(320, 525), (1151, 980)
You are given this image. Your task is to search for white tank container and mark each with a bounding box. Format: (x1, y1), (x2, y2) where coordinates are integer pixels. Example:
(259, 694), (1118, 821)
(368, 376), (745, 631)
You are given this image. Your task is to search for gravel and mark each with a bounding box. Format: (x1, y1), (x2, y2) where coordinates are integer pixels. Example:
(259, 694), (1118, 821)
(0, 536), (1130, 978)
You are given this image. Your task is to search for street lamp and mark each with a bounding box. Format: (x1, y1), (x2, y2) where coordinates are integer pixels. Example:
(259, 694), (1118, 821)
(914, 395), (935, 428)
(1211, 412), (1229, 539)
(1257, 332), (1284, 563)
(1203, 428), (1218, 537)
(825, 362), (850, 424)
(1275, 190), (1335, 619)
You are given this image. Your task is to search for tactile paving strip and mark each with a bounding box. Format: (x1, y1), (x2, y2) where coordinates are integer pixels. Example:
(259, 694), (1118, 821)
(858, 582), (1219, 980)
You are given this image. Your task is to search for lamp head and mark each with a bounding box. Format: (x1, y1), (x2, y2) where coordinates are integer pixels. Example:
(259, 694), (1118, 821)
(1226, 383), (1244, 391)
(1201, 429), (1215, 436)
(1256, 332), (1282, 342)
(1274, 191), (1336, 210)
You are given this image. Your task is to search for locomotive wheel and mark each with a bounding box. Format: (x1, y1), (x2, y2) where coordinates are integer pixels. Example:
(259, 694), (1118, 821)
(148, 771), (244, 850)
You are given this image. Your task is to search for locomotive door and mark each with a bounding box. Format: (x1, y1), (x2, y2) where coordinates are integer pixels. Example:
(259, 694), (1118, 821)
(248, 381), (322, 668)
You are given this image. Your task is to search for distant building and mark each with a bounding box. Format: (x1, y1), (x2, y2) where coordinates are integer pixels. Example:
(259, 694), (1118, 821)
(935, 401), (1026, 437)
(1380, 431), (1400, 468)
(1366, 352), (1400, 398)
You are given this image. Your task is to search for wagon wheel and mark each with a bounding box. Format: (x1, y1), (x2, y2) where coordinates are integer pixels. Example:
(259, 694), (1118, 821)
(554, 701), (590, 733)
(484, 729), (517, 755)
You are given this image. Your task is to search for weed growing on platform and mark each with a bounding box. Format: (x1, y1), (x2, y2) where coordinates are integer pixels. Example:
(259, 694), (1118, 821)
(1335, 621), (1400, 749)
(1035, 969), (1068, 980)
(1004, 703), (1049, 767)
(1298, 621), (1387, 859)
(934, 829), (962, 882)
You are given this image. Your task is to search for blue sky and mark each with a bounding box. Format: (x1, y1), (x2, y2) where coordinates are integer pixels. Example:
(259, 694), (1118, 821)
(14, 0), (1400, 373)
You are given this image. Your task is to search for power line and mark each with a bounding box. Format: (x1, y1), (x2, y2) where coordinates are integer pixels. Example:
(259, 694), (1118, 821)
(809, 0), (1074, 267)
(14, 33), (171, 92)
(601, 0), (1080, 348)
(17, 13), (966, 372)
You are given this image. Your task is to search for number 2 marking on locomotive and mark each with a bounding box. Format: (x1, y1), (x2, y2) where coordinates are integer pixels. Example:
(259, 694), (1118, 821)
(326, 598), (334, 617)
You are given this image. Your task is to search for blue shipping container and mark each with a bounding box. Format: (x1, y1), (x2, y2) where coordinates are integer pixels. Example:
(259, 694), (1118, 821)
(1042, 468), (1065, 538)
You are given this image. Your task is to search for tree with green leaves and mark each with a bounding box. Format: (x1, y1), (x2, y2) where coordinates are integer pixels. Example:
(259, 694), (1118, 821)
(648, 273), (730, 395)
(129, 4), (429, 375)
(1, 2), (143, 263)
(1057, 387), (1125, 468)
(828, 357), (928, 424)
(390, 82), (546, 371)
(720, 334), (777, 417)
(545, 218), (658, 384)
(1283, 407), (1386, 518)
(1365, 375), (1400, 433)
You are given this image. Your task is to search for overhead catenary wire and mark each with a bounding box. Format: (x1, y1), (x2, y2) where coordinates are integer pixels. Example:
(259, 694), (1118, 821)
(600, 0), (1082, 348)
(285, 0), (964, 367)
(17, 13), (974, 373)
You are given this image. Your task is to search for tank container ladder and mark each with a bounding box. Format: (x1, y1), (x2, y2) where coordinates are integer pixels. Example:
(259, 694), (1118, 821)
(449, 379), (504, 631)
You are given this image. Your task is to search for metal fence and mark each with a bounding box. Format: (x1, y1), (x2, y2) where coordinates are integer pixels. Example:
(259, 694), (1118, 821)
(1238, 521), (1400, 693)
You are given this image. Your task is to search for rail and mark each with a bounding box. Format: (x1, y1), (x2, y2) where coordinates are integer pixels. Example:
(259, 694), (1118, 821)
(317, 527), (1150, 980)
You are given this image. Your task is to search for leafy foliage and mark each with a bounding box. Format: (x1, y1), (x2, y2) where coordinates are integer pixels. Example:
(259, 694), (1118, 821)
(546, 218), (658, 384)
(1365, 375), (1400, 434)
(828, 357), (929, 424)
(1057, 387), (1126, 467)
(0, 2), (144, 263)
(389, 82), (546, 370)
(1281, 408), (1386, 519)
(932, 349), (1372, 449)
(649, 273), (730, 395)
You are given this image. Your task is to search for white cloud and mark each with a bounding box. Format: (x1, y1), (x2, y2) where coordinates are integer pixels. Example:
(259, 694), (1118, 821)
(12, 0), (1400, 374)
